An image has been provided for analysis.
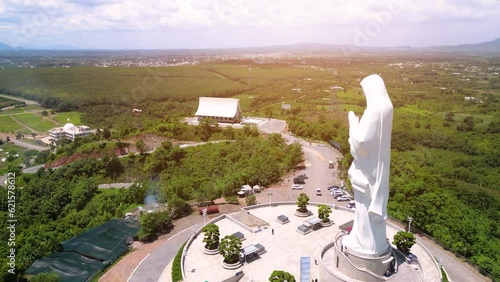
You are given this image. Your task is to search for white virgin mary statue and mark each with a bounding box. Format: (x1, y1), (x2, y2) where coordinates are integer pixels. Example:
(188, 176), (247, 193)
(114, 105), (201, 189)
(343, 74), (393, 255)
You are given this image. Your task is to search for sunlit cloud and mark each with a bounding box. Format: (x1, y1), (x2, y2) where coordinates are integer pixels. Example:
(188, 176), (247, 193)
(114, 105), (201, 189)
(0, 0), (498, 48)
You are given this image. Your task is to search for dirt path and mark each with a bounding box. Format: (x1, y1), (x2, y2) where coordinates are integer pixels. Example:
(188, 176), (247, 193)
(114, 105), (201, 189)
(9, 115), (37, 133)
(0, 110), (44, 117)
(36, 112), (62, 125)
(0, 94), (40, 105)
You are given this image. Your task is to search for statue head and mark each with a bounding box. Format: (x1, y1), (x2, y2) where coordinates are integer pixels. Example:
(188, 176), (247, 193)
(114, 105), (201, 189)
(360, 74), (392, 111)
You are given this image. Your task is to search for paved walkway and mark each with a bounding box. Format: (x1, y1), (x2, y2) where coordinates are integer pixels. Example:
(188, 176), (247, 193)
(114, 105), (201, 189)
(182, 204), (440, 282)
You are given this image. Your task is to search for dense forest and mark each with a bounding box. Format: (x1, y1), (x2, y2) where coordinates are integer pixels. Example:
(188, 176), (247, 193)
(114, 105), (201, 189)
(0, 54), (498, 279)
(0, 132), (302, 281)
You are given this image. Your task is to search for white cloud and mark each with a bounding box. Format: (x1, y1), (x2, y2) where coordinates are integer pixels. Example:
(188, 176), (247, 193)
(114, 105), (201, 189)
(0, 0), (498, 47)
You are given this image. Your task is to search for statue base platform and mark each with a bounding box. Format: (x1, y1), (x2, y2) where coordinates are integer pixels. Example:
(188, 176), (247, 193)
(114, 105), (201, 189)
(319, 232), (402, 282)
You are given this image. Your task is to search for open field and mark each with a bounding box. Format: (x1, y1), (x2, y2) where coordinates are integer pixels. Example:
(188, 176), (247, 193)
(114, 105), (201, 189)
(52, 111), (81, 125)
(14, 113), (58, 132)
(0, 66), (247, 105)
(0, 116), (23, 132)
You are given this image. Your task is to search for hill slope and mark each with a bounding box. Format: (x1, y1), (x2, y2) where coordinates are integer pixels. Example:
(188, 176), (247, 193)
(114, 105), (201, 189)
(0, 42), (13, 50)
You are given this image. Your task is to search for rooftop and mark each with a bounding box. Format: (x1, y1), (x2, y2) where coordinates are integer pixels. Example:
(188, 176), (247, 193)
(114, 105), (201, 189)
(181, 203), (441, 282)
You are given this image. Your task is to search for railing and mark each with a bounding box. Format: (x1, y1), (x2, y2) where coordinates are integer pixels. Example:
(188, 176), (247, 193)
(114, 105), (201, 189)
(387, 216), (494, 281)
(386, 220), (441, 282)
(181, 214), (226, 280)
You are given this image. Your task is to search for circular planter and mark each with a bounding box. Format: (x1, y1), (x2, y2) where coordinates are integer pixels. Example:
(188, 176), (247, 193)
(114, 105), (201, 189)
(295, 209), (310, 217)
(321, 220), (334, 227)
(203, 246), (220, 255)
(222, 260), (241, 270)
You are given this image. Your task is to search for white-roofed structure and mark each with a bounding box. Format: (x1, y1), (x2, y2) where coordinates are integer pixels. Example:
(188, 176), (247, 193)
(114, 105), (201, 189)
(194, 97), (242, 123)
(48, 123), (94, 142)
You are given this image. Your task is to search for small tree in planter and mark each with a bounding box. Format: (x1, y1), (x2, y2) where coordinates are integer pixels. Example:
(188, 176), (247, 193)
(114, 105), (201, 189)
(202, 223), (220, 251)
(296, 193), (310, 213)
(246, 194), (257, 206)
(392, 231), (416, 256)
(269, 270), (296, 282)
(318, 204), (332, 223)
(219, 235), (242, 265)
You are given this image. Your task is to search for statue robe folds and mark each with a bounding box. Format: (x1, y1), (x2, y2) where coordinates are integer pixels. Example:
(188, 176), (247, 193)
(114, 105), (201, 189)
(343, 74), (393, 256)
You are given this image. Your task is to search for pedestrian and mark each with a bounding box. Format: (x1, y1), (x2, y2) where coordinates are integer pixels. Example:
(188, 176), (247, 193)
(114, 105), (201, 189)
(315, 259), (318, 265)
(272, 228), (274, 235)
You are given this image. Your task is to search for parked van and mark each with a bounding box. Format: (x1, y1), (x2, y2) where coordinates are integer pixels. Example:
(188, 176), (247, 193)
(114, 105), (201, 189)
(337, 195), (352, 202)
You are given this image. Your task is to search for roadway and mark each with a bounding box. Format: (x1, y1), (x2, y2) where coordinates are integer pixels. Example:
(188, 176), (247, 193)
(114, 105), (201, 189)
(130, 120), (488, 282)
(0, 94), (40, 106)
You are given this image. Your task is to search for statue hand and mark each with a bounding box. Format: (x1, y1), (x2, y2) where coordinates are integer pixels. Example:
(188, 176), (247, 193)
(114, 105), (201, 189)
(348, 111), (359, 127)
(348, 111), (359, 138)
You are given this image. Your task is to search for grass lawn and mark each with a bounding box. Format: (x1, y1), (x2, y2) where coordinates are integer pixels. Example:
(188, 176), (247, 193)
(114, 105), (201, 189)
(232, 94), (256, 112)
(14, 113), (58, 132)
(52, 111), (82, 125)
(341, 104), (365, 115)
(434, 112), (494, 129)
(399, 105), (432, 116)
(0, 115), (23, 132)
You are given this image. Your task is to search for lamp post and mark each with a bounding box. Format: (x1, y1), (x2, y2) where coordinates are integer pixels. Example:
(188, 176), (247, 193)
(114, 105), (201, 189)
(202, 208), (207, 226)
(407, 216), (413, 233)
(268, 189), (273, 207)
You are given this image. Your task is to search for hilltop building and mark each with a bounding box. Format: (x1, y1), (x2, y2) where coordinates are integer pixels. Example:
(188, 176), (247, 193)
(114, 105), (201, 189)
(194, 97), (243, 123)
(48, 123), (93, 142)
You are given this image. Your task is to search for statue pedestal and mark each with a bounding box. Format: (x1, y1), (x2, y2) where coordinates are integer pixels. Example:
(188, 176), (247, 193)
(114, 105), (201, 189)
(319, 232), (397, 282)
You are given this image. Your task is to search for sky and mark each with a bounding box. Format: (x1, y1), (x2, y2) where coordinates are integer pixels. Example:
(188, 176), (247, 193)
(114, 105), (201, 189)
(0, 0), (499, 49)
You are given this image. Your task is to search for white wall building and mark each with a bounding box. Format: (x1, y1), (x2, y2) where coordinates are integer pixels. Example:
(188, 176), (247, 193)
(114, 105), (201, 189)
(194, 97), (243, 123)
(48, 123), (93, 142)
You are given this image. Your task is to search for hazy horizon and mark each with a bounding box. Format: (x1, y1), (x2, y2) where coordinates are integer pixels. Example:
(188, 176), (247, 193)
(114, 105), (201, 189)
(1, 0), (499, 50)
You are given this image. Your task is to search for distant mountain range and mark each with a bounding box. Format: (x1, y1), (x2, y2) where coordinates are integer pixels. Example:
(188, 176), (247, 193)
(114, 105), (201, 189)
(0, 42), (13, 50)
(242, 38), (500, 53)
(0, 38), (499, 53)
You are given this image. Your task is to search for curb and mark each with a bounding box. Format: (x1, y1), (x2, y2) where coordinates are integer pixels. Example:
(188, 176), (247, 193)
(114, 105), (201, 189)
(127, 223), (199, 282)
(127, 253), (150, 282)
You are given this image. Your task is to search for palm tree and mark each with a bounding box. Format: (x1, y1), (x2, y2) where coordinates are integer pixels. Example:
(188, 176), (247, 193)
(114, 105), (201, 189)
(219, 235), (242, 264)
(202, 223), (220, 250)
(296, 193), (309, 213)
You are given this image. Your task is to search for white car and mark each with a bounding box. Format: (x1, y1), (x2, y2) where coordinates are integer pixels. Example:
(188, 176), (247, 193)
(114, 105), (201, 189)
(337, 195), (352, 201)
(331, 190), (344, 197)
(315, 188), (322, 196)
(292, 184), (303, 190)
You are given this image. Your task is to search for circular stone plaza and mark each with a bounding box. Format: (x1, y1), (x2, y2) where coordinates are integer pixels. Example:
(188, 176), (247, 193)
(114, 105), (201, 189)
(174, 202), (442, 282)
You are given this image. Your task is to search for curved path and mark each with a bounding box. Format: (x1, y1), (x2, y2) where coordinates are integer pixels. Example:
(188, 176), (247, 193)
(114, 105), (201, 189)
(0, 94), (40, 106)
